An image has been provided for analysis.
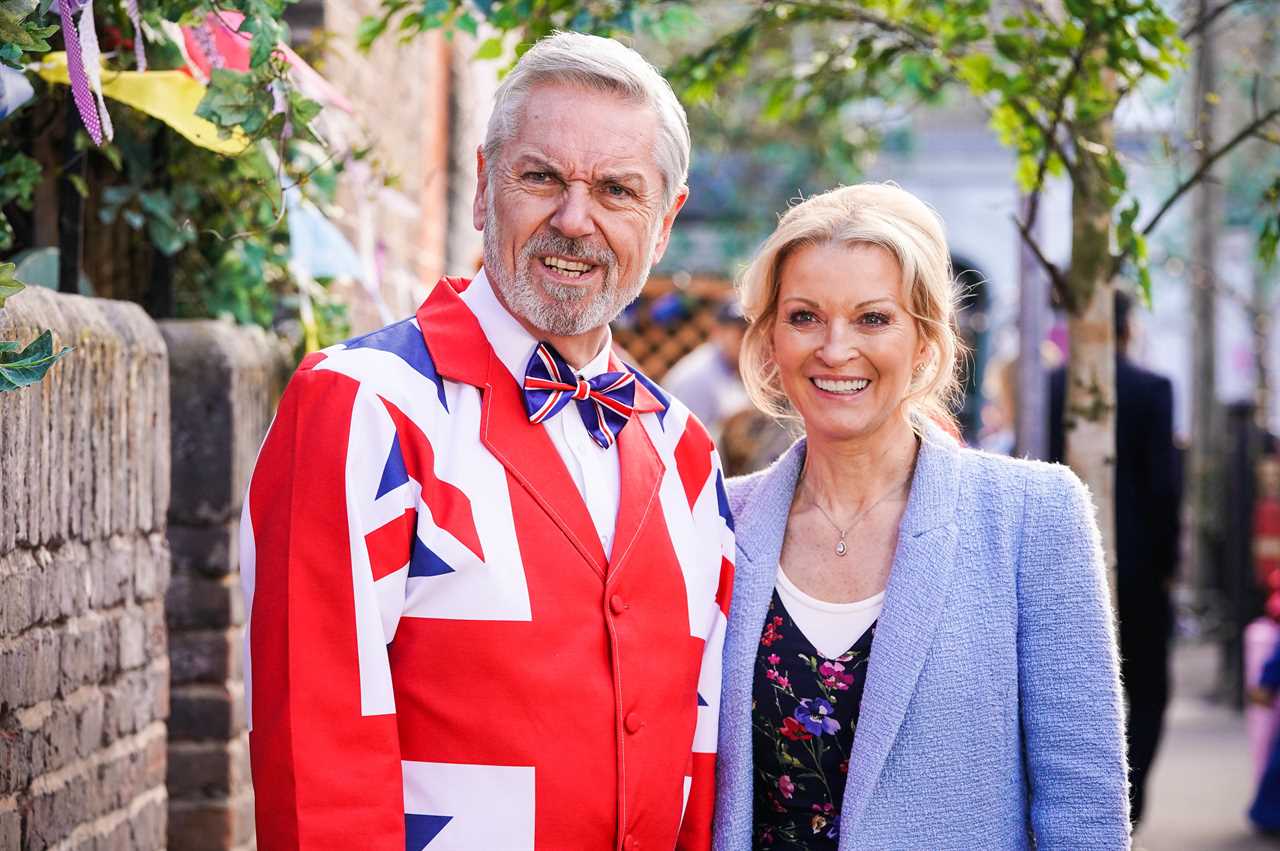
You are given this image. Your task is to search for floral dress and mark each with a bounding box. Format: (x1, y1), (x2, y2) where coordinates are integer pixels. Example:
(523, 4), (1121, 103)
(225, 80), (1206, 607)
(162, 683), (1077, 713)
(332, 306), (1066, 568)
(751, 589), (876, 848)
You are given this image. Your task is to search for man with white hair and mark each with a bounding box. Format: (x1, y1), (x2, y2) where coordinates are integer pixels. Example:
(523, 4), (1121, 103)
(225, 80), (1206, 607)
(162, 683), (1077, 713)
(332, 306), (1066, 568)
(240, 31), (733, 850)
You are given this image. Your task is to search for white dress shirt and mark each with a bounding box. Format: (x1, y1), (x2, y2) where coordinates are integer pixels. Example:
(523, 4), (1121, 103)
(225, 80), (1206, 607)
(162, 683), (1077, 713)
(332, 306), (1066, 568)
(459, 268), (621, 558)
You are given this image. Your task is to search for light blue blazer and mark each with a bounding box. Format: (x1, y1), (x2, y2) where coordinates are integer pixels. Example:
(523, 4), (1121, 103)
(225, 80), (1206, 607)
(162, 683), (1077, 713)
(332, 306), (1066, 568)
(713, 425), (1130, 850)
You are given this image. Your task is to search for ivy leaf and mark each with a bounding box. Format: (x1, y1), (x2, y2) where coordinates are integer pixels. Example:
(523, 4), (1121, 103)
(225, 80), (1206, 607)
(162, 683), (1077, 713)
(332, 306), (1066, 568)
(0, 330), (73, 392)
(0, 261), (24, 307)
(197, 68), (267, 136)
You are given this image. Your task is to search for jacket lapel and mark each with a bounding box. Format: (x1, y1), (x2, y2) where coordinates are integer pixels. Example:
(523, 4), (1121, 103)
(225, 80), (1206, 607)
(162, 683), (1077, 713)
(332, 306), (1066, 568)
(607, 353), (665, 576)
(839, 426), (962, 840)
(417, 278), (608, 577)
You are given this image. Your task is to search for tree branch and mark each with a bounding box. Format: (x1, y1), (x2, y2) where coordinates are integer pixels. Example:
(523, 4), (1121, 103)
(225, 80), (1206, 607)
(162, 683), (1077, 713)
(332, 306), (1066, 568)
(1182, 0), (1255, 40)
(1140, 103), (1280, 236)
(1023, 34), (1094, 233)
(1006, 97), (1084, 188)
(1013, 213), (1071, 307)
(774, 0), (939, 52)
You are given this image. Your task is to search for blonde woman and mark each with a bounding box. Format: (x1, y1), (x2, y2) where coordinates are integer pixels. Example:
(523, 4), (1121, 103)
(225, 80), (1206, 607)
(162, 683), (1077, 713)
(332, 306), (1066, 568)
(713, 184), (1128, 850)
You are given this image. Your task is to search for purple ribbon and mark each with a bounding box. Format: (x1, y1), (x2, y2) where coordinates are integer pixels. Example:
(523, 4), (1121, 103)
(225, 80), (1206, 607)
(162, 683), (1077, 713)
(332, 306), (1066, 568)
(56, 0), (103, 145)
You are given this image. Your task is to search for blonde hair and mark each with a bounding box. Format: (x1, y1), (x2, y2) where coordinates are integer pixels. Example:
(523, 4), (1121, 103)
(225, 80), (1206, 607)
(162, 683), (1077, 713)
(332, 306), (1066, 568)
(737, 183), (964, 432)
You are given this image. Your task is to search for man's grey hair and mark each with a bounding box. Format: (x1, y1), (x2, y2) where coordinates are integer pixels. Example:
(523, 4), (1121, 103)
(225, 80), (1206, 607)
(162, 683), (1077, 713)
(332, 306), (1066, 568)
(483, 31), (691, 209)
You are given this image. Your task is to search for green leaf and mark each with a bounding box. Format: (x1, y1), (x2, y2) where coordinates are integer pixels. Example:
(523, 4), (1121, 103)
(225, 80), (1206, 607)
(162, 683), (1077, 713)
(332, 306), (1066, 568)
(66, 173), (88, 198)
(455, 11), (477, 36)
(474, 36), (504, 60)
(0, 261), (24, 307)
(0, 330), (72, 392)
(356, 14), (389, 51)
(250, 27), (276, 67)
(957, 53), (992, 91)
(1014, 153), (1038, 192)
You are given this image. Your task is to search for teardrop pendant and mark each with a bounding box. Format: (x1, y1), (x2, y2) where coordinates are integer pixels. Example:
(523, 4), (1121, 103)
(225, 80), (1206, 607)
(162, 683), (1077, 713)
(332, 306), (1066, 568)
(835, 539), (847, 557)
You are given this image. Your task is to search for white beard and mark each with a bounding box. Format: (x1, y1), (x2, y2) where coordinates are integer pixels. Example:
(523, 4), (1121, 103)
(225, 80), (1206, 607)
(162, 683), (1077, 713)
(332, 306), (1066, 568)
(482, 193), (657, 337)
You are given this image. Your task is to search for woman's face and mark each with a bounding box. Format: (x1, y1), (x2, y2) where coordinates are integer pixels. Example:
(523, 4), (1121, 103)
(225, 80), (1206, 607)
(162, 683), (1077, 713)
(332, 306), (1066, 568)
(770, 241), (927, 445)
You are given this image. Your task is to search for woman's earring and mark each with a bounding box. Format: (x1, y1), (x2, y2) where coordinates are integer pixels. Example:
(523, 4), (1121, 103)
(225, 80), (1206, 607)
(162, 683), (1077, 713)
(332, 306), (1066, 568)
(912, 362), (927, 377)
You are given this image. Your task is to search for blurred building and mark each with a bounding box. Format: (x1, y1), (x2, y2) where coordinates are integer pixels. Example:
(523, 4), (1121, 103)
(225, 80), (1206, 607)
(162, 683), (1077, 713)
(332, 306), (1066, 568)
(289, 0), (498, 334)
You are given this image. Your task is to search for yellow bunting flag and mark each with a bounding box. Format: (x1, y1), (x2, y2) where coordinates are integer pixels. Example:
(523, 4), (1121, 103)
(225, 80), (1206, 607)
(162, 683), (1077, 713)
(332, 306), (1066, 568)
(34, 53), (250, 156)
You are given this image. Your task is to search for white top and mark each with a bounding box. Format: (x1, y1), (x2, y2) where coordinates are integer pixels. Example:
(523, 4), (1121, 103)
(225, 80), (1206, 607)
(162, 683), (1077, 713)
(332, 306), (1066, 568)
(775, 566), (885, 660)
(460, 268), (621, 558)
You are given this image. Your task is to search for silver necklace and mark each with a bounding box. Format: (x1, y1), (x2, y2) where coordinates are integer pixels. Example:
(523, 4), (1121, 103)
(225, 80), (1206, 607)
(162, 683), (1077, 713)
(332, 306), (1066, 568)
(806, 477), (911, 557)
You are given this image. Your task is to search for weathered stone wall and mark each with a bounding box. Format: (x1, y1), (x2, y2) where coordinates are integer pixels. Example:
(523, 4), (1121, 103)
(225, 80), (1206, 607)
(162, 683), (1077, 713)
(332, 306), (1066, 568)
(159, 320), (290, 851)
(0, 286), (171, 850)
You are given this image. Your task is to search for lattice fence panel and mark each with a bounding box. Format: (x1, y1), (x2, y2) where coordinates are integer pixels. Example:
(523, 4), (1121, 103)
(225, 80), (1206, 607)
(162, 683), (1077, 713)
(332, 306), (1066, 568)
(612, 275), (733, 380)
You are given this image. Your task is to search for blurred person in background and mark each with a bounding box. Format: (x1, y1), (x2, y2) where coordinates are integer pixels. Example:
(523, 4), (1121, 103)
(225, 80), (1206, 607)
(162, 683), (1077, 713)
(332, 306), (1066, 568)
(1248, 451), (1280, 833)
(714, 183), (1128, 850)
(977, 356), (1018, 455)
(663, 295), (751, 439)
(1049, 289), (1181, 827)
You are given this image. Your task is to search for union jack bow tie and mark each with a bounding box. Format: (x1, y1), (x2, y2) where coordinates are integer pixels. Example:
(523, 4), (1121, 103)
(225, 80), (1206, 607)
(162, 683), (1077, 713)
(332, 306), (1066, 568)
(523, 342), (637, 449)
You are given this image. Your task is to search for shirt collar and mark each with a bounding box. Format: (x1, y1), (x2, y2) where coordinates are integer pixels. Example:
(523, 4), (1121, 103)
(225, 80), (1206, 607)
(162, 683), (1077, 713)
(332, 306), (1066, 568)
(460, 267), (614, 385)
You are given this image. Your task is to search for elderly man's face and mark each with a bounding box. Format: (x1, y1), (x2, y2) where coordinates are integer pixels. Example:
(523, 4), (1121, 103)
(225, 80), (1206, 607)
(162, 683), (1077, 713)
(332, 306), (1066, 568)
(474, 83), (686, 344)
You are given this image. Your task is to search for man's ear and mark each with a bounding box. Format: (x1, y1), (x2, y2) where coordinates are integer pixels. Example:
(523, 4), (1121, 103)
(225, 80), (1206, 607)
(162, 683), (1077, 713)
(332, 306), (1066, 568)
(650, 187), (689, 264)
(472, 146), (488, 232)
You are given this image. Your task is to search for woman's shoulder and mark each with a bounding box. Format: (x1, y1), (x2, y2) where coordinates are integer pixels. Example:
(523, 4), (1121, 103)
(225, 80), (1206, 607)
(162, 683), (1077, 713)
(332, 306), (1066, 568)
(948, 443), (1092, 529)
(954, 442), (1084, 495)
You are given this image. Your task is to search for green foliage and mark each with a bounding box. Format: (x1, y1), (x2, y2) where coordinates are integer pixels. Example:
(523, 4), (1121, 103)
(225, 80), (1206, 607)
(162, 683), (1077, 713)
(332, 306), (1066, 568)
(0, 0), (58, 69)
(0, 149), (41, 251)
(0, 329), (72, 392)
(1260, 176), (1280, 269)
(0, 0), (351, 392)
(0, 261), (24, 307)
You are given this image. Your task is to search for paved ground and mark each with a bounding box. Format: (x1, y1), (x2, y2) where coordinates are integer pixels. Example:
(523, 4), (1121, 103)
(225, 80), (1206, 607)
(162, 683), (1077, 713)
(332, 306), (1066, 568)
(1134, 641), (1279, 850)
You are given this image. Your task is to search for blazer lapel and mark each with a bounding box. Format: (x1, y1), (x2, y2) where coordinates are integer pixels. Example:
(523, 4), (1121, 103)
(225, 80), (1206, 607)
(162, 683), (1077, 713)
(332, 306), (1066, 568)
(607, 391), (664, 576)
(417, 278), (608, 578)
(839, 426), (962, 839)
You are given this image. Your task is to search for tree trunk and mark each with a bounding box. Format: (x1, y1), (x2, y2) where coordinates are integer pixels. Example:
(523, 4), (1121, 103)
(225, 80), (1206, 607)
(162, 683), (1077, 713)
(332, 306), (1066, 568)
(1189, 0), (1222, 600)
(1063, 102), (1118, 591)
(1016, 194), (1050, 460)
(1255, 287), (1274, 433)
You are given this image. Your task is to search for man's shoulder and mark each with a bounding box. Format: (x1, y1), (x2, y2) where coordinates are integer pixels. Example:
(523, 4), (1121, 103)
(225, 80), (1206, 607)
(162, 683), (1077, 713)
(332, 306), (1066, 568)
(303, 316), (442, 386)
(288, 315), (454, 423)
(1120, 358), (1172, 390)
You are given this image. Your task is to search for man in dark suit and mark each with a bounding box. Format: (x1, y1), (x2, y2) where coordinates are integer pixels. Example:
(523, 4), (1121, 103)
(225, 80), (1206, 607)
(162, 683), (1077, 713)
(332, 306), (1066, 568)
(1049, 290), (1182, 825)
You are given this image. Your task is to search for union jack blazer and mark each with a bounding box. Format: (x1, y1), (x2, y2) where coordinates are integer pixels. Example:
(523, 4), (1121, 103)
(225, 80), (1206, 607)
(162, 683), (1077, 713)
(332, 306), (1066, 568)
(240, 276), (735, 850)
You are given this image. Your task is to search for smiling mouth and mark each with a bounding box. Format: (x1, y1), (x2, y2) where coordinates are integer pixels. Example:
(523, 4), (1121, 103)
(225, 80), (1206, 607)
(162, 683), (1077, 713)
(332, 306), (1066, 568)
(811, 377), (870, 395)
(540, 255), (597, 279)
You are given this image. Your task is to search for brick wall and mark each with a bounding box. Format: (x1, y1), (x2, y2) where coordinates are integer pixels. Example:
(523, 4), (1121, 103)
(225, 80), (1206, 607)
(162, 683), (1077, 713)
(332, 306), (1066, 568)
(0, 286), (171, 850)
(159, 321), (291, 851)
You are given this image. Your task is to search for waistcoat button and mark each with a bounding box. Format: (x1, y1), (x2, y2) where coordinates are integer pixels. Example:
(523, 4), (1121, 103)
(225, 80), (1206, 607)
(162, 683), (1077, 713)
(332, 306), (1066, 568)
(609, 594), (627, 615)
(624, 712), (644, 734)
